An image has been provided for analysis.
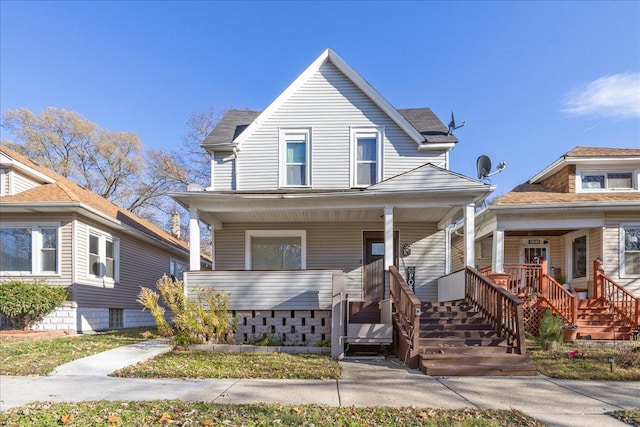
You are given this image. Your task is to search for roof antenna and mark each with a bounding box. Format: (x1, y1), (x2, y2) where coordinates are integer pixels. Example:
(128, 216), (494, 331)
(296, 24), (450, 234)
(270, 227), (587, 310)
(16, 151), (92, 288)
(477, 155), (507, 181)
(447, 110), (466, 135)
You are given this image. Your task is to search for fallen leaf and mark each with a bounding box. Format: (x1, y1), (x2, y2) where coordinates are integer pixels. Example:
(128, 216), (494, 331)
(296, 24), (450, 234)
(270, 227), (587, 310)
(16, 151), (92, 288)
(202, 421), (214, 426)
(108, 414), (122, 426)
(61, 413), (74, 424)
(158, 412), (173, 423)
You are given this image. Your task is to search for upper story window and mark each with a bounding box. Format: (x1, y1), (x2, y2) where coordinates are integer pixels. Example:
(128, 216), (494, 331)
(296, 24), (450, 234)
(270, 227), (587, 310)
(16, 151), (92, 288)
(279, 128), (311, 187)
(88, 229), (119, 281)
(0, 223), (59, 274)
(579, 170), (635, 191)
(351, 127), (383, 187)
(621, 224), (640, 278)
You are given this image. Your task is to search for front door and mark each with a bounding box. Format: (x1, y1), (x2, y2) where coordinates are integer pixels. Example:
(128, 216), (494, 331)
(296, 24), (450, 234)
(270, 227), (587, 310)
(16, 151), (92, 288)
(363, 231), (398, 301)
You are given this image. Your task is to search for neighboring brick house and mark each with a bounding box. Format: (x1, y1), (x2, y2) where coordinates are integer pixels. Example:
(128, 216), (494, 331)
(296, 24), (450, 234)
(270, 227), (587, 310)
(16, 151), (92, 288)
(0, 146), (209, 332)
(467, 146), (640, 298)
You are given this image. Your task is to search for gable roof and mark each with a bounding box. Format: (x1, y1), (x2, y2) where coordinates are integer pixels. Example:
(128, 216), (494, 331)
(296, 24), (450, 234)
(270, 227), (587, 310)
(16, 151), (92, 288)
(217, 49), (456, 151)
(0, 146), (197, 256)
(493, 146), (640, 207)
(203, 107), (456, 151)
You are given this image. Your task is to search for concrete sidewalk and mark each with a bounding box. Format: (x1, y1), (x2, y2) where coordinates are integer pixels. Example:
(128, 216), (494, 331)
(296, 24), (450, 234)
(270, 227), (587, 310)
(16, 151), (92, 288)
(1, 341), (638, 427)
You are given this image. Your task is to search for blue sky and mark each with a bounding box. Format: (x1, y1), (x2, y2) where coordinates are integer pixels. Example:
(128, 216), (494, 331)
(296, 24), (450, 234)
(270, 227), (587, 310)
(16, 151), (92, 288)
(1, 1), (639, 196)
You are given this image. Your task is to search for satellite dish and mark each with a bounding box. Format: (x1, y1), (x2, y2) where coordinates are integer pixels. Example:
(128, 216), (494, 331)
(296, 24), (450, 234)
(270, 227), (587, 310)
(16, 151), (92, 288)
(477, 155), (507, 180)
(448, 110), (466, 135)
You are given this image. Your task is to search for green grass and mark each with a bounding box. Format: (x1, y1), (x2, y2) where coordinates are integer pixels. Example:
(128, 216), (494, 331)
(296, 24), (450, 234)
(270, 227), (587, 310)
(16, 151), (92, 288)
(0, 328), (157, 375)
(113, 350), (341, 379)
(610, 409), (640, 426)
(0, 401), (544, 426)
(529, 342), (640, 380)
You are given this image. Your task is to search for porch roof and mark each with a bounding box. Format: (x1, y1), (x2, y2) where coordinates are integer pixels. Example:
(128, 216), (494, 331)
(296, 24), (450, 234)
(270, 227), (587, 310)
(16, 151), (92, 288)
(171, 164), (494, 229)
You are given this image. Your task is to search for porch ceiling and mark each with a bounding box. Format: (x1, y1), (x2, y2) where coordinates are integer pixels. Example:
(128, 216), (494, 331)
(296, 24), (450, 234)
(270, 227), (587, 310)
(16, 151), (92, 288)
(200, 206), (455, 225)
(505, 229), (574, 237)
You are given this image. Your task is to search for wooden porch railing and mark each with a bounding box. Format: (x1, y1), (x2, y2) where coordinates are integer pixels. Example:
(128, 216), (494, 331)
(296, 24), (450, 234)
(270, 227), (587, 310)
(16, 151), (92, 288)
(503, 264), (542, 295)
(595, 260), (640, 330)
(465, 267), (527, 354)
(389, 266), (421, 362)
(539, 273), (577, 324)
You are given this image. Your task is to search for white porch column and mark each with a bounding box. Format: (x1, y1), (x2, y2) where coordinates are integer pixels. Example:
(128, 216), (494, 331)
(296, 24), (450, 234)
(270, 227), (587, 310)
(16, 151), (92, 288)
(210, 227), (215, 271)
(189, 207), (201, 271)
(463, 204), (475, 268)
(492, 229), (505, 273)
(384, 205), (394, 271)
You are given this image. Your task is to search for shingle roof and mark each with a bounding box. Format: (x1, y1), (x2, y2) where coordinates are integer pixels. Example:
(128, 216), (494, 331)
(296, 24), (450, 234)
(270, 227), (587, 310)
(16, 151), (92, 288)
(565, 146), (640, 157)
(202, 108), (457, 148)
(0, 147), (193, 254)
(492, 182), (639, 205)
(397, 108), (458, 144)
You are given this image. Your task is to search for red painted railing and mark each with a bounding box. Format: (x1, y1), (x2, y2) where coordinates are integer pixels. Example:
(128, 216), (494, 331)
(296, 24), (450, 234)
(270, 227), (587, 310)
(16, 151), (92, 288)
(595, 260), (639, 330)
(539, 273), (577, 324)
(503, 264), (542, 295)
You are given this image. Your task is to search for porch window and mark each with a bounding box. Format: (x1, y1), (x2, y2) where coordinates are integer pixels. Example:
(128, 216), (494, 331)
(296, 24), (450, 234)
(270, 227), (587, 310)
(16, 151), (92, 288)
(0, 224), (59, 274)
(279, 129), (311, 187)
(170, 259), (188, 281)
(245, 230), (306, 270)
(351, 127), (383, 187)
(571, 235), (587, 279)
(88, 229), (119, 281)
(621, 225), (640, 277)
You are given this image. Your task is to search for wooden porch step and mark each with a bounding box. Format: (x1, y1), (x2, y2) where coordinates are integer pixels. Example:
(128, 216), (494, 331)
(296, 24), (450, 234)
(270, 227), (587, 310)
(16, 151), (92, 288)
(421, 352), (528, 364)
(419, 337), (508, 347)
(420, 322), (496, 331)
(421, 345), (519, 355)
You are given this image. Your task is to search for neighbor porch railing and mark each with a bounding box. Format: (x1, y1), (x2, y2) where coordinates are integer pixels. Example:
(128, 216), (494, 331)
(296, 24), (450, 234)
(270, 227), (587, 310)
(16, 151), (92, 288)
(595, 260), (640, 330)
(503, 263), (542, 295)
(465, 267), (527, 354)
(389, 265), (421, 363)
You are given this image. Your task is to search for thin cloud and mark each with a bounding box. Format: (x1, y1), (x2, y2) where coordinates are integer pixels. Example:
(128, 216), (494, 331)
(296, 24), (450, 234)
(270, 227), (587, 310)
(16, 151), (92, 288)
(562, 72), (640, 119)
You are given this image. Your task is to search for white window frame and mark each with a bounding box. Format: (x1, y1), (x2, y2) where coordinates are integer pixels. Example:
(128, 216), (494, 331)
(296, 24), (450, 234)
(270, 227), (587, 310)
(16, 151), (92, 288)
(0, 222), (60, 275)
(169, 258), (189, 281)
(87, 228), (120, 283)
(245, 230), (306, 271)
(279, 128), (311, 188)
(577, 168), (637, 192)
(350, 126), (384, 188)
(566, 230), (588, 283)
(620, 223), (640, 278)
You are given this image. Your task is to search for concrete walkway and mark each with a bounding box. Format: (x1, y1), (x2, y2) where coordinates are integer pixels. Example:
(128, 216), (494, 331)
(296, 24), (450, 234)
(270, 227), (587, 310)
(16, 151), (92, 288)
(1, 341), (638, 427)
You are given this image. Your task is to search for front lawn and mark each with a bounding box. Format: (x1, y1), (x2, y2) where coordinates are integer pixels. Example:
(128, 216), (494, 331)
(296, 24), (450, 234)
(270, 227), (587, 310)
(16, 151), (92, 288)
(113, 350), (341, 379)
(528, 342), (640, 380)
(0, 401), (544, 426)
(0, 328), (156, 375)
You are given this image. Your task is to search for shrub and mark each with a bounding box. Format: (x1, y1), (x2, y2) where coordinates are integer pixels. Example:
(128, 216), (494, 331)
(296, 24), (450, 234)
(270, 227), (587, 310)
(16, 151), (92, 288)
(537, 309), (563, 350)
(0, 279), (68, 330)
(137, 275), (234, 346)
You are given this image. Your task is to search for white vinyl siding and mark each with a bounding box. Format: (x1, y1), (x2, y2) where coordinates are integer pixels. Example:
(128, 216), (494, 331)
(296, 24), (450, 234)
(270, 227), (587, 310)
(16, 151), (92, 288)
(212, 152), (236, 191)
(237, 62), (446, 190)
(10, 170), (39, 195)
(216, 222), (444, 302)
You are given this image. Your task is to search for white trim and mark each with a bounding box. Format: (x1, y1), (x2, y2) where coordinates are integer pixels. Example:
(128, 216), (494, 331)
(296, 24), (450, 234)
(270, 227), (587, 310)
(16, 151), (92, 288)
(519, 238), (550, 268)
(530, 155), (640, 184)
(232, 49), (427, 149)
(0, 167), (5, 197)
(279, 128), (312, 188)
(566, 230), (588, 284)
(384, 206), (394, 271)
(0, 222), (61, 276)
(620, 223), (640, 278)
(576, 167), (638, 192)
(492, 229), (505, 273)
(350, 126), (384, 187)
(245, 230), (306, 271)
(0, 151), (56, 184)
(207, 154), (215, 191)
(189, 207), (201, 271)
(86, 226), (120, 285)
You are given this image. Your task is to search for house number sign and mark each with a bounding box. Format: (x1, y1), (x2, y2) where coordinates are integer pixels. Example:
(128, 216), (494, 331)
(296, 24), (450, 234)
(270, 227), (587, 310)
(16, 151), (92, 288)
(407, 267), (416, 293)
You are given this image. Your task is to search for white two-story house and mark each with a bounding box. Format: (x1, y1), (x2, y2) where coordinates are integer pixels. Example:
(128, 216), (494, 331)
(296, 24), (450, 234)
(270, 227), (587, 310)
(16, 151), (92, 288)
(172, 49), (494, 350)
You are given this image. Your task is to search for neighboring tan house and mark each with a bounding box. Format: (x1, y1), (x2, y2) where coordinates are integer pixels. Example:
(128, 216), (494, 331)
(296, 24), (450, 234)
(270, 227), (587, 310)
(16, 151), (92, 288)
(457, 146), (640, 339)
(171, 49), (520, 372)
(0, 146), (209, 332)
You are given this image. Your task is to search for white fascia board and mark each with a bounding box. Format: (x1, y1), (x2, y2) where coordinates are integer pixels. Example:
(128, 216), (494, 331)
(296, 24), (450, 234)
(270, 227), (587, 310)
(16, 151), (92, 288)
(418, 143), (456, 151)
(0, 154), (56, 184)
(232, 49), (426, 148)
(530, 156), (640, 184)
(0, 201), (195, 261)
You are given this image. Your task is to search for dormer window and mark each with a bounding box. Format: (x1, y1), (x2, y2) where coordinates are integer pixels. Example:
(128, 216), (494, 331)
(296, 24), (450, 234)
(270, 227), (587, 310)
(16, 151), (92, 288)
(579, 170), (634, 191)
(279, 128), (311, 187)
(351, 127), (383, 187)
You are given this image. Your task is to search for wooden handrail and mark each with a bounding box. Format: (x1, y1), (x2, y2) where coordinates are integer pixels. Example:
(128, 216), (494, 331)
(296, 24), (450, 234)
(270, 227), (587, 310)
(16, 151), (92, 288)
(389, 266), (421, 361)
(539, 274), (577, 324)
(465, 267), (527, 355)
(502, 264), (542, 295)
(600, 273), (639, 330)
